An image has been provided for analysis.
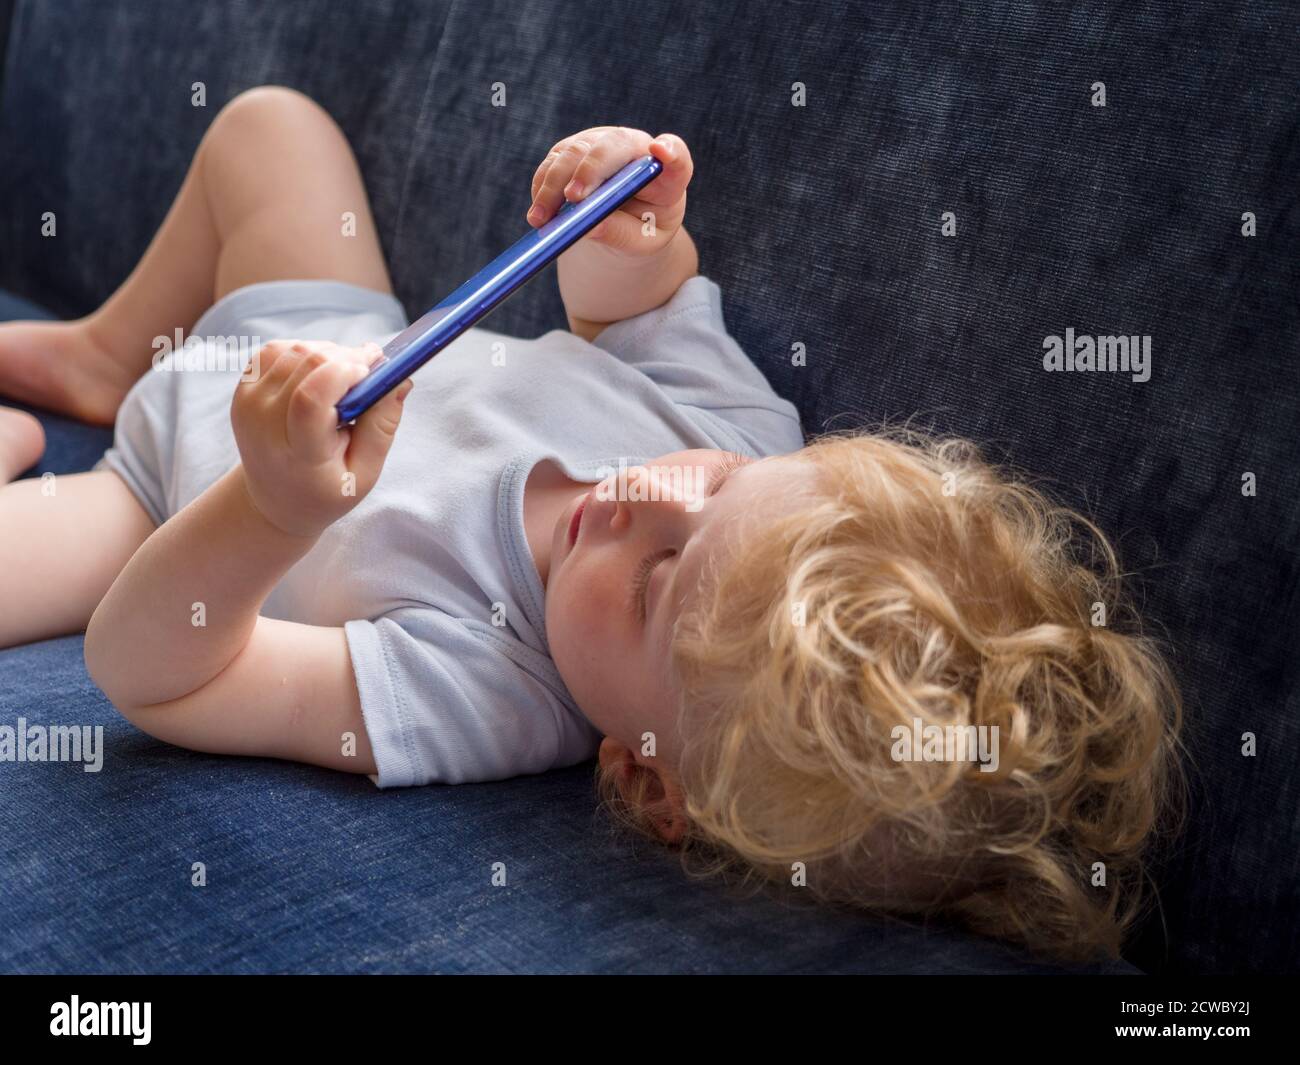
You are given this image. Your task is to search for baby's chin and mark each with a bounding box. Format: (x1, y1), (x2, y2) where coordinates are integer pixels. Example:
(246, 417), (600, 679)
(542, 586), (578, 675)
(543, 612), (593, 722)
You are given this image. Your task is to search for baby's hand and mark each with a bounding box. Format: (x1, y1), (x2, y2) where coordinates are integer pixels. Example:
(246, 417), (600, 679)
(526, 127), (693, 257)
(232, 339), (412, 538)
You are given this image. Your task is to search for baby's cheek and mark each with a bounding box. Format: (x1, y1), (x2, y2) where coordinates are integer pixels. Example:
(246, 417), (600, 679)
(549, 584), (623, 717)
(550, 552), (636, 679)
(568, 581), (623, 646)
(550, 565), (609, 649)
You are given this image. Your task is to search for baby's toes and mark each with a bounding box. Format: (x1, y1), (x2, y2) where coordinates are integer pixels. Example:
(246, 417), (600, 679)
(0, 407), (46, 483)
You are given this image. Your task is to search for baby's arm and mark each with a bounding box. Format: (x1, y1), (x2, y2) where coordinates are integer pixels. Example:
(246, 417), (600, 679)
(84, 340), (412, 774)
(527, 127), (699, 342)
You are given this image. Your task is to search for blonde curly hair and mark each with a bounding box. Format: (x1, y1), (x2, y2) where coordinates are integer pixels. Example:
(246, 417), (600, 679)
(596, 427), (1186, 963)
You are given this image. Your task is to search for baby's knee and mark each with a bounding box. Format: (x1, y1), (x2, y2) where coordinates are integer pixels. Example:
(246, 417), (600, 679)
(0, 407), (45, 482)
(207, 85), (343, 151)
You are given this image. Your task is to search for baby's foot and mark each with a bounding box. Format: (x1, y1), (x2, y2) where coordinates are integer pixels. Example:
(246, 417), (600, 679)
(0, 318), (135, 426)
(0, 407), (46, 483)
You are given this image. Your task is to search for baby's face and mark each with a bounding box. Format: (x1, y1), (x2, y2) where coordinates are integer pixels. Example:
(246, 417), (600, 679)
(544, 448), (813, 770)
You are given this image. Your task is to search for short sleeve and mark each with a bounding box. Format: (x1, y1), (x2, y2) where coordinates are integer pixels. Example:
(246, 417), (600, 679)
(344, 610), (601, 787)
(591, 275), (804, 458)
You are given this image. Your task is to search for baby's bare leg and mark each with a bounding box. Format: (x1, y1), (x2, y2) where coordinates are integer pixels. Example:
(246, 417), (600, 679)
(0, 86), (392, 425)
(0, 471), (155, 648)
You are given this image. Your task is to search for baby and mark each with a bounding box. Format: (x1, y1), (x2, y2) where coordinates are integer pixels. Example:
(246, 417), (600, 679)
(0, 87), (1183, 963)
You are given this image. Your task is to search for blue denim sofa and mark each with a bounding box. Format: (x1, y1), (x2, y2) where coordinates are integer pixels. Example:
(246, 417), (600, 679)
(1, 0), (1296, 974)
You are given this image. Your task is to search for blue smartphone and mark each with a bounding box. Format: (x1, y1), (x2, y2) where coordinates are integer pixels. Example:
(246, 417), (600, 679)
(335, 153), (664, 425)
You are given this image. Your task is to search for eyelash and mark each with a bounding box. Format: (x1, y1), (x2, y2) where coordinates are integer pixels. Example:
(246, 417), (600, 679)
(626, 453), (750, 622)
(628, 548), (675, 621)
(706, 451), (750, 494)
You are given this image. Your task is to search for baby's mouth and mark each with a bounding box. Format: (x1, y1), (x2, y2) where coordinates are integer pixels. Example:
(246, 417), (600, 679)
(567, 491), (591, 547)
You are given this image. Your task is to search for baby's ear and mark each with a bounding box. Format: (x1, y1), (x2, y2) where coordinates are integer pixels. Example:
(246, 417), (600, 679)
(597, 736), (637, 785)
(599, 738), (688, 845)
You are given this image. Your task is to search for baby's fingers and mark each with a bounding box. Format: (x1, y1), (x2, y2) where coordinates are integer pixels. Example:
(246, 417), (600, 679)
(529, 129), (634, 225)
(528, 140), (590, 225)
(287, 359), (367, 463)
(557, 128), (654, 205)
(347, 378), (413, 480)
(639, 134), (693, 206)
(528, 128), (615, 216)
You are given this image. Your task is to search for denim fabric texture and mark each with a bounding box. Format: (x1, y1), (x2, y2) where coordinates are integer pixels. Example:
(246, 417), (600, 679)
(1, 0), (1296, 974)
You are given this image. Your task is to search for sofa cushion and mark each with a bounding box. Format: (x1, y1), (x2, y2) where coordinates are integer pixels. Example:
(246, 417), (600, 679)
(0, 635), (1133, 974)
